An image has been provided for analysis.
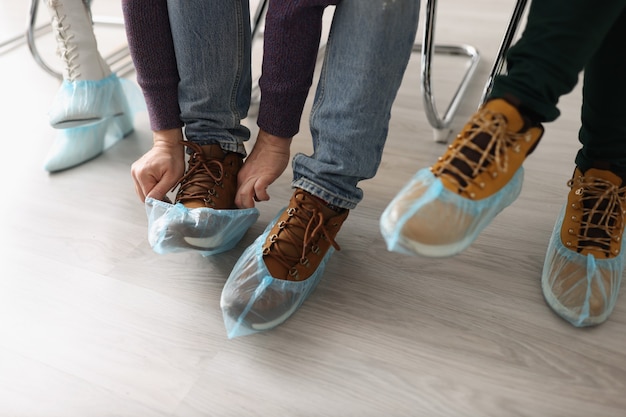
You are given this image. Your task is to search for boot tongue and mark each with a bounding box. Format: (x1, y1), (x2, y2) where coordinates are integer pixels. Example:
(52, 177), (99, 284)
(483, 99), (525, 132)
(585, 168), (623, 186)
(440, 99), (526, 191)
(578, 168), (623, 257)
(201, 144), (225, 160)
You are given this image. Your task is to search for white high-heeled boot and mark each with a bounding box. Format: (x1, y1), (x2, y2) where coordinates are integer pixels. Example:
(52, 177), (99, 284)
(46, 0), (127, 129)
(43, 0), (145, 172)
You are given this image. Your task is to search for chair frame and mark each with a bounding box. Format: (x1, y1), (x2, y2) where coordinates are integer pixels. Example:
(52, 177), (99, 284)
(1, 0), (528, 143)
(417, 0), (529, 142)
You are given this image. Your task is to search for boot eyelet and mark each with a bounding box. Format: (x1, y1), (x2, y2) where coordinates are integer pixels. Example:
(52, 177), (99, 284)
(300, 257), (310, 267)
(311, 245), (320, 254)
(289, 268), (299, 280)
(575, 187), (584, 196)
(566, 241), (572, 247)
(269, 234), (278, 243)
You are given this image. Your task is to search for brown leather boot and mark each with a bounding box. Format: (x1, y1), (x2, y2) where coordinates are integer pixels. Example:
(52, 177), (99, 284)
(220, 189), (349, 333)
(262, 189), (349, 281)
(432, 98), (544, 200)
(174, 142), (243, 209)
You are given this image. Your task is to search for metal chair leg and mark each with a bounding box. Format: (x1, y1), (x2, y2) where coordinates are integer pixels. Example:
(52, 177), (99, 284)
(251, 0), (268, 39)
(479, 0), (529, 103)
(416, 0), (481, 143)
(417, 0), (528, 143)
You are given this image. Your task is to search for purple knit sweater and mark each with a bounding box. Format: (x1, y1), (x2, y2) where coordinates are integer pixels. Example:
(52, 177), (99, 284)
(122, 0), (340, 138)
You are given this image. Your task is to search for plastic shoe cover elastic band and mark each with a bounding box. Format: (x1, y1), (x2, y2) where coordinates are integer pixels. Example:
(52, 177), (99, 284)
(145, 197), (259, 257)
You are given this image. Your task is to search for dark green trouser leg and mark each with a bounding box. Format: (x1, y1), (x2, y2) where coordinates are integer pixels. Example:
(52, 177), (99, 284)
(575, 8), (626, 171)
(490, 0), (626, 125)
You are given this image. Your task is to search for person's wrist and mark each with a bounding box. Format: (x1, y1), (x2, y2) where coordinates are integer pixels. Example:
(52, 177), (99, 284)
(257, 129), (292, 150)
(153, 128), (184, 148)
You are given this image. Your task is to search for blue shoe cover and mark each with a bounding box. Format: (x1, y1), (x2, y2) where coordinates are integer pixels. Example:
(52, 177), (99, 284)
(380, 167), (524, 257)
(48, 73), (144, 129)
(44, 78), (145, 172)
(220, 212), (334, 338)
(542, 205), (625, 327)
(145, 197), (259, 256)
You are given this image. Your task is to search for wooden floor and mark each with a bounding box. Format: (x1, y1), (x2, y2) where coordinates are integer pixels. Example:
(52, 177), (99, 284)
(1, 1), (625, 416)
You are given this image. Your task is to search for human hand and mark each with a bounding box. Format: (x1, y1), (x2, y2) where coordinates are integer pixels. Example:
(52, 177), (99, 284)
(131, 128), (185, 202)
(235, 129), (292, 208)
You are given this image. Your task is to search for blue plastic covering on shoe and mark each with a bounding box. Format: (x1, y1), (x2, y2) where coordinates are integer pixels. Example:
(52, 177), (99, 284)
(44, 76), (146, 172)
(380, 167), (524, 257)
(542, 204), (625, 327)
(220, 212), (334, 338)
(48, 73), (144, 128)
(145, 197), (259, 257)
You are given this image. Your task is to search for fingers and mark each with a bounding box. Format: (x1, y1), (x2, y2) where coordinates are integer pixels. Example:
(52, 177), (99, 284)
(253, 181), (270, 202)
(235, 175), (272, 208)
(145, 181), (172, 202)
(130, 163), (149, 202)
(131, 165), (171, 203)
(235, 177), (256, 209)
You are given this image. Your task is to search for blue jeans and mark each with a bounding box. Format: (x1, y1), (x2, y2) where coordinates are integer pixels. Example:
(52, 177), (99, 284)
(293, 0), (420, 209)
(167, 0), (252, 156)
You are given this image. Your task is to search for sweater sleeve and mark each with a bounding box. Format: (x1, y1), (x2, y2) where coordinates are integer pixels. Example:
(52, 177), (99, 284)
(122, 0), (183, 132)
(257, 0), (341, 138)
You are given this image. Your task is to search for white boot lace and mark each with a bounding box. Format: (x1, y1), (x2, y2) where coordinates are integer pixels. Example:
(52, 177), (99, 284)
(47, 0), (81, 81)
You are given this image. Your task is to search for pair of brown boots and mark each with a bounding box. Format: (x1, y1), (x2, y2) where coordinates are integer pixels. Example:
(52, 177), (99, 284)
(176, 142), (349, 281)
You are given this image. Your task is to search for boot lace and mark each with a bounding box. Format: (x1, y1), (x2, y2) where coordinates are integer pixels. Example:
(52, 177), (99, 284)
(263, 193), (342, 280)
(47, 0), (81, 81)
(174, 142), (225, 207)
(433, 108), (532, 195)
(569, 175), (626, 257)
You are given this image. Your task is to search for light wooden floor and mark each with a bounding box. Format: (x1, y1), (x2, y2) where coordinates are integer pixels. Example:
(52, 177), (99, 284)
(1, 1), (625, 416)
